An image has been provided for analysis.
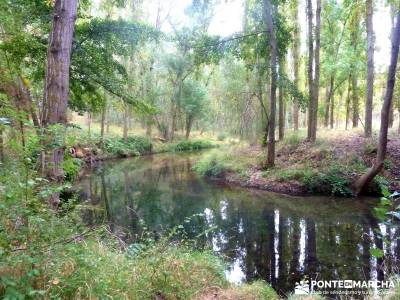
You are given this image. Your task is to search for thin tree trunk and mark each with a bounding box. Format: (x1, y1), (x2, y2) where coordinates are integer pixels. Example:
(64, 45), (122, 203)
(352, 75), (359, 128)
(330, 94), (335, 129)
(365, 0), (374, 137)
(185, 115), (193, 140)
(263, 0), (278, 167)
(345, 76), (351, 130)
(279, 59), (285, 141)
(310, 0), (321, 142)
(42, 0), (78, 208)
(306, 0), (314, 140)
(324, 76), (334, 127)
(291, 0), (300, 131)
(354, 10), (400, 195)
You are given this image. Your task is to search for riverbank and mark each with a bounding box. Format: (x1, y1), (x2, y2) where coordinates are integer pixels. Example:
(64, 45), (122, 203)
(193, 130), (400, 197)
(1, 155), (282, 299)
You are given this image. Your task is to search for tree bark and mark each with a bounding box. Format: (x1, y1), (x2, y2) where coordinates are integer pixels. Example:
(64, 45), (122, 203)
(263, 0), (278, 167)
(100, 94), (106, 143)
(345, 76), (351, 130)
(324, 76), (334, 127)
(365, 0), (374, 137)
(279, 59), (285, 141)
(291, 0), (300, 131)
(306, 0), (314, 140)
(185, 115), (193, 139)
(309, 0), (321, 142)
(352, 75), (359, 128)
(354, 10), (400, 195)
(330, 93), (335, 129)
(42, 0), (78, 208)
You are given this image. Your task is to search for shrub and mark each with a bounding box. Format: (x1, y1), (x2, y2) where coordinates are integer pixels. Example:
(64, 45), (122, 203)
(172, 140), (214, 152)
(63, 154), (82, 181)
(217, 132), (228, 141)
(193, 151), (229, 177)
(303, 164), (353, 197)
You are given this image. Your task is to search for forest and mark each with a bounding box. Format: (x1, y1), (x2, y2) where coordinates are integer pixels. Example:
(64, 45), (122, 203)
(1, 0), (400, 299)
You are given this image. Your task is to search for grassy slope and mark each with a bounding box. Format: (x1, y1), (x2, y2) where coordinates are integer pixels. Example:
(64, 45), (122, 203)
(193, 129), (400, 197)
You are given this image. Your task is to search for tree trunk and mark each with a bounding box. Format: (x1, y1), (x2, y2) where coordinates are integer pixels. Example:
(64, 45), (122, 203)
(278, 60), (285, 141)
(352, 75), (359, 128)
(185, 115), (193, 140)
(263, 0), (278, 167)
(365, 0), (374, 137)
(306, 0), (314, 140)
(330, 93), (335, 129)
(354, 10), (400, 195)
(345, 76), (351, 130)
(324, 76), (334, 127)
(389, 102), (394, 128)
(291, 0), (300, 131)
(309, 0), (321, 142)
(42, 0), (78, 208)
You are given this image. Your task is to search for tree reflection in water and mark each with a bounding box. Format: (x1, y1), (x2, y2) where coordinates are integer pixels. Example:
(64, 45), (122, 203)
(77, 152), (400, 296)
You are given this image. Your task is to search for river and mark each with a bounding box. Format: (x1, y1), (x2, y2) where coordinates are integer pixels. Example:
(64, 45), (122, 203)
(77, 151), (398, 297)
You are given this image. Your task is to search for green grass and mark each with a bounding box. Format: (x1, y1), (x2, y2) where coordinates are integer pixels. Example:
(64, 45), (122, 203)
(103, 135), (153, 157)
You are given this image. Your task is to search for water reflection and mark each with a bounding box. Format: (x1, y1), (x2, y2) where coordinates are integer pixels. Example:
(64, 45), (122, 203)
(77, 152), (400, 296)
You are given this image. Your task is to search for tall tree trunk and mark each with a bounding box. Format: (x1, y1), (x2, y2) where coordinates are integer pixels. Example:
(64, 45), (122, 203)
(306, 0), (314, 140)
(263, 0), (278, 167)
(324, 76), (334, 127)
(352, 75), (359, 128)
(354, 10), (400, 195)
(365, 0), (374, 137)
(345, 75), (351, 130)
(389, 103), (394, 128)
(291, 0), (300, 131)
(185, 115), (193, 140)
(310, 0), (321, 142)
(279, 59), (285, 141)
(42, 0), (78, 208)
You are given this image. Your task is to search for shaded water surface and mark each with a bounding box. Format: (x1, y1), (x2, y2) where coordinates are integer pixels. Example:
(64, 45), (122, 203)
(77, 152), (400, 296)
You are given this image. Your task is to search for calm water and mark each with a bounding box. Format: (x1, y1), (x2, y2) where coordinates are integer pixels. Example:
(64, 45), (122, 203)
(77, 152), (399, 297)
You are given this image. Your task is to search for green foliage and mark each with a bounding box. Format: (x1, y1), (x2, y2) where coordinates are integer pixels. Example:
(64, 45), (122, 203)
(192, 151), (229, 177)
(171, 140), (215, 152)
(103, 136), (152, 157)
(303, 164), (354, 197)
(62, 154), (82, 181)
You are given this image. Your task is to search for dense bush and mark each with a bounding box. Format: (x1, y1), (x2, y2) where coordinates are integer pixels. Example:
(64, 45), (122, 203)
(193, 151), (230, 177)
(171, 140), (215, 152)
(303, 164), (354, 197)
